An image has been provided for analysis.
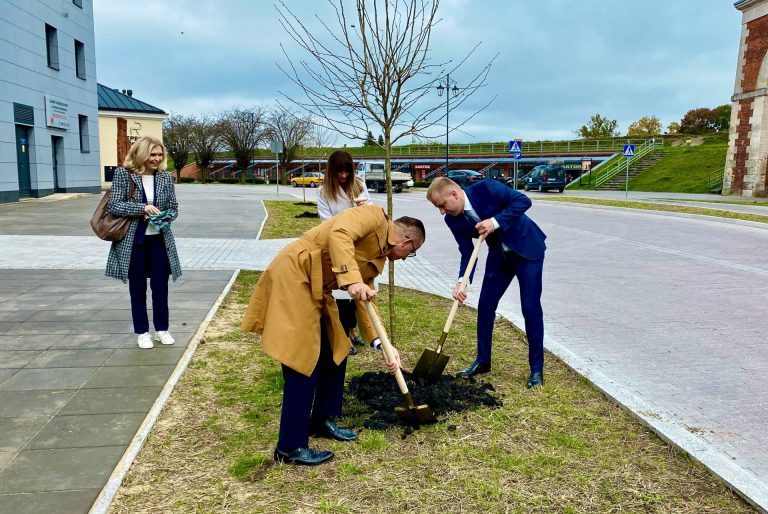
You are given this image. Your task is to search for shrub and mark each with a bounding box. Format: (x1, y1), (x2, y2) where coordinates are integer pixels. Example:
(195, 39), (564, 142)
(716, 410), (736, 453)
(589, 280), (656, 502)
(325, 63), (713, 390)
(179, 177), (196, 183)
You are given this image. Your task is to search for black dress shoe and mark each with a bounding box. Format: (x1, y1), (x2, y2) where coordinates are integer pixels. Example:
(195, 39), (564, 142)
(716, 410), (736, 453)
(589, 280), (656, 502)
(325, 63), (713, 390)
(310, 419), (358, 442)
(349, 344), (358, 355)
(458, 360), (491, 378)
(350, 336), (365, 346)
(527, 371), (544, 389)
(273, 447), (334, 466)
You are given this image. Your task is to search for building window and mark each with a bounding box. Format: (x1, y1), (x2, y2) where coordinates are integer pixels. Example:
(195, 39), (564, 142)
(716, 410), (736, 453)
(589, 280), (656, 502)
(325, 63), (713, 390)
(75, 40), (85, 79)
(73, 0), (83, 7)
(45, 24), (59, 70)
(79, 115), (90, 153)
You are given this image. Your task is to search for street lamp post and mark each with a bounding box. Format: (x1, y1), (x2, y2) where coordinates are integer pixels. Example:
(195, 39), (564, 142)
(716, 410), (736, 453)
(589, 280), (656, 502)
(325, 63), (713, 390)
(436, 74), (459, 173)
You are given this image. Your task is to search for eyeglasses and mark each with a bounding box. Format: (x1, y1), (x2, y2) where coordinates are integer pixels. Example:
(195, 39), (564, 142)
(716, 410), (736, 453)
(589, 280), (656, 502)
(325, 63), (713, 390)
(407, 238), (417, 258)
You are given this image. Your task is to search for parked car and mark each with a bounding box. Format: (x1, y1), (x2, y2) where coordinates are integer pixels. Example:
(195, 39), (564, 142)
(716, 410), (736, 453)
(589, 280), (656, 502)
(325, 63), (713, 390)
(523, 165), (566, 193)
(446, 169), (484, 187)
(502, 171), (531, 189)
(291, 172), (324, 188)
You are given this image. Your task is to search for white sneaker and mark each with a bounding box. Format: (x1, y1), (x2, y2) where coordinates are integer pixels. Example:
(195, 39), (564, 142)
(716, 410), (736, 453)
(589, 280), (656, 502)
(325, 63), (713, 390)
(137, 332), (153, 349)
(154, 331), (175, 345)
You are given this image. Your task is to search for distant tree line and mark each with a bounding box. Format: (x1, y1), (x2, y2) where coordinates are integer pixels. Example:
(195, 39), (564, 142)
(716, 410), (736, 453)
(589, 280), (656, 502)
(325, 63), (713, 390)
(162, 107), (322, 183)
(576, 104), (732, 139)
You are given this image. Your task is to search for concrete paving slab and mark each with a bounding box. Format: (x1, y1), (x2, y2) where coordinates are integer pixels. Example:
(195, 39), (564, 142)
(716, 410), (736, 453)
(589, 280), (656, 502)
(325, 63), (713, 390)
(59, 387), (161, 416)
(103, 347), (187, 366)
(0, 368), (97, 391)
(0, 369), (19, 384)
(0, 417), (50, 451)
(44, 333), (133, 350)
(0, 446), (126, 493)
(0, 390), (76, 418)
(25, 349), (115, 368)
(84, 365), (175, 388)
(0, 489), (100, 514)
(0, 350), (41, 368)
(27, 413), (145, 449)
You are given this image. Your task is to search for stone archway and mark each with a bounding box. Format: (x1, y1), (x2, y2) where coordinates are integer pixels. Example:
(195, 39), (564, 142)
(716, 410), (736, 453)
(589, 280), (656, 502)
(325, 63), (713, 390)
(725, 0), (768, 197)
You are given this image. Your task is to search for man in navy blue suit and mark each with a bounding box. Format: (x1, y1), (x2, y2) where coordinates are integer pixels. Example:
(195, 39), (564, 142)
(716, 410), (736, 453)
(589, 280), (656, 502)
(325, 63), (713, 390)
(426, 177), (547, 388)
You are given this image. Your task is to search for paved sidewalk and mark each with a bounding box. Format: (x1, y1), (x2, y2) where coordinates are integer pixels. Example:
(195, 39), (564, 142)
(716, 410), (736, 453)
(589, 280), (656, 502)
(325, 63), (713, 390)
(0, 269), (232, 513)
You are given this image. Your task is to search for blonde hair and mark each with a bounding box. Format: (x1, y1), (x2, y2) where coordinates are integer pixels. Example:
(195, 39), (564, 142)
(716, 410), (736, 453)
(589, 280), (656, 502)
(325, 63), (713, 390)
(123, 136), (167, 175)
(426, 176), (459, 201)
(320, 150), (364, 203)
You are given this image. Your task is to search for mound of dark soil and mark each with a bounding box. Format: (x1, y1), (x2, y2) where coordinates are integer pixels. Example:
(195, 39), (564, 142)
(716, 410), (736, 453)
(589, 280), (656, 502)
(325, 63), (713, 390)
(347, 370), (502, 431)
(294, 211), (319, 218)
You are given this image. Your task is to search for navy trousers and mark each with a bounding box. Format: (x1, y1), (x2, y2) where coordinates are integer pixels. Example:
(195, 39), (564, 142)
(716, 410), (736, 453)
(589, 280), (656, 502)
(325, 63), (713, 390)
(128, 234), (170, 334)
(477, 250), (544, 373)
(277, 325), (347, 450)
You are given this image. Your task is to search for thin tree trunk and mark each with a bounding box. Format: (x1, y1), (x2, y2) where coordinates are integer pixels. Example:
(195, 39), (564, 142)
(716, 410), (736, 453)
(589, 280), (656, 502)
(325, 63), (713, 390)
(384, 128), (395, 342)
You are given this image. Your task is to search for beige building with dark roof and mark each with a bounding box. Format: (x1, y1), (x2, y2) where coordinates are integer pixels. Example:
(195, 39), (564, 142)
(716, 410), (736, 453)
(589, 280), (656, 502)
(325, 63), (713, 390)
(97, 84), (166, 185)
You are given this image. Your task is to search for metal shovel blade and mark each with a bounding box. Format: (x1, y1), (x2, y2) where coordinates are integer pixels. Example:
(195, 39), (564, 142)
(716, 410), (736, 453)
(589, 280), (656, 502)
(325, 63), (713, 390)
(412, 347), (450, 381)
(395, 392), (438, 425)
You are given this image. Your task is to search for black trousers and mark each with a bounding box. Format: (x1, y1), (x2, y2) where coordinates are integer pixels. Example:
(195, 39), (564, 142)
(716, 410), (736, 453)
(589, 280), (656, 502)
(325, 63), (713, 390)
(335, 299), (357, 333)
(277, 324), (348, 450)
(128, 234), (170, 334)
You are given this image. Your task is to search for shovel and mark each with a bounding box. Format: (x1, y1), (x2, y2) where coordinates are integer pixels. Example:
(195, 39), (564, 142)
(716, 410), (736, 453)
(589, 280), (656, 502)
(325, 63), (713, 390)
(413, 234), (486, 381)
(364, 300), (437, 425)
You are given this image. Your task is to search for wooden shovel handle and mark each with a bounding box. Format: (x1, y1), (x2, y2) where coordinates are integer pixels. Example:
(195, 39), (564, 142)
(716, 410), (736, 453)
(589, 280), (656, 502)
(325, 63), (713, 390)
(442, 234), (486, 334)
(364, 300), (410, 396)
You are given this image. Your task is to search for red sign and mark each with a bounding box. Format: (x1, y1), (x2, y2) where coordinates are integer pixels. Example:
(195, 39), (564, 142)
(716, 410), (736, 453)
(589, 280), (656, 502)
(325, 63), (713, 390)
(413, 164), (431, 170)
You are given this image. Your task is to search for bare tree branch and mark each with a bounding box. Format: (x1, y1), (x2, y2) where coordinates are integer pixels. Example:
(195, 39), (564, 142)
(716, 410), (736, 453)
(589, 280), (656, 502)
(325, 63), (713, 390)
(276, 0), (495, 337)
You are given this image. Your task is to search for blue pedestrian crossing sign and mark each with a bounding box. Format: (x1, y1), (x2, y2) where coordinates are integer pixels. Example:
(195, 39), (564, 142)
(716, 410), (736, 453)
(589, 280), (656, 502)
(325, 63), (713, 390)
(509, 139), (523, 158)
(623, 144), (635, 157)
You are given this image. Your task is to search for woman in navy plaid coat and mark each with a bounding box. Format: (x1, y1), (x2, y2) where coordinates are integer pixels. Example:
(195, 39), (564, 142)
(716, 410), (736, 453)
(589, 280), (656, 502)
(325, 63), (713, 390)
(105, 136), (182, 349)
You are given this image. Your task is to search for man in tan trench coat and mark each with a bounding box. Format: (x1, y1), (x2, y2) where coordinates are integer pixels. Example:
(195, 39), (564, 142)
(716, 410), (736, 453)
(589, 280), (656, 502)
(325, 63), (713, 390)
(242, 204), (426, 465)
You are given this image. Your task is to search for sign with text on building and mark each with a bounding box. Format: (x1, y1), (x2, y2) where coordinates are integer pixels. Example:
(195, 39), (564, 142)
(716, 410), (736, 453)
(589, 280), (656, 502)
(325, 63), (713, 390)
(44, 95), (70, 130)
(581, 159), (593, 171)
(413, 164), (431, 170)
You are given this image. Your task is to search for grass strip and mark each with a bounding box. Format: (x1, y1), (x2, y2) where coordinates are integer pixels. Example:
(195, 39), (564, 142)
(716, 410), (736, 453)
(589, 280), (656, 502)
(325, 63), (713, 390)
(258, 200), (319, 239)
(108, 200), (753, 513)
(537, 196), (768, 224)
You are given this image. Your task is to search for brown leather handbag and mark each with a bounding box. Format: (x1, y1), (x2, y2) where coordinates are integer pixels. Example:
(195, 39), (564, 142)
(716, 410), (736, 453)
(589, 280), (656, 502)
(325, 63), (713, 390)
(90, 179), (135, 241)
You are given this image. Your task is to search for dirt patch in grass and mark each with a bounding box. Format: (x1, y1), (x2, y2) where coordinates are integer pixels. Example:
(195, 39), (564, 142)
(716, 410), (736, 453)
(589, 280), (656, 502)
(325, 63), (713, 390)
(108, 271), (754, 513)
(349, 371), (502, 432)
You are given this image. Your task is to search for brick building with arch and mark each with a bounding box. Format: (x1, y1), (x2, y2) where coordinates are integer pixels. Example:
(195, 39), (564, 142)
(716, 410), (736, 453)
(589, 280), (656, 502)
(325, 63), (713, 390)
(726, 0), (768, 196)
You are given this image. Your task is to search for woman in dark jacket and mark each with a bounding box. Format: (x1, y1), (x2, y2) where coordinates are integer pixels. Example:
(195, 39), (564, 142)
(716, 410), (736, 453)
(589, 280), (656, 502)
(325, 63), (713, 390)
(105, 136), (182, 349)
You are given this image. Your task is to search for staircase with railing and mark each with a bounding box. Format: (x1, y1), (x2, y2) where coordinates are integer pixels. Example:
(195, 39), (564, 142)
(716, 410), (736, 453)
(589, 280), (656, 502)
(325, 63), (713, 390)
(426, 164), (447, 179)
(707, 167), (725, 193)
(594, 139), (665, 190)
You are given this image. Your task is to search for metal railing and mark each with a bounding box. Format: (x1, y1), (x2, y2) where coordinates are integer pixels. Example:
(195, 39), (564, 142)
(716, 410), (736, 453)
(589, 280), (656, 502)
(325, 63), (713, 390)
(707, 167), (725, 192)
(594, 139), (665, 188)
(389, 137), (662, 157)
(426, 164), (447, 179)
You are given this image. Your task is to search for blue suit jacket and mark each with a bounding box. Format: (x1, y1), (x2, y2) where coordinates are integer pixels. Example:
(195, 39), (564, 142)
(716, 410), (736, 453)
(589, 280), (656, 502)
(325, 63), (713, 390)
(445, 179), (547, 281)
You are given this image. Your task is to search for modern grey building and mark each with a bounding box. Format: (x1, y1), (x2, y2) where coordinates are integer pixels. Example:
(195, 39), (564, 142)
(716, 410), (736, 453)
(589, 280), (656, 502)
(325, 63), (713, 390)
(0, 0), (100, 203)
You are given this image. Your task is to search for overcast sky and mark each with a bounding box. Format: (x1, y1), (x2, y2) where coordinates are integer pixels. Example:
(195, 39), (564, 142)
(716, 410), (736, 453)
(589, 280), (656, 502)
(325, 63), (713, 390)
(93, 0), (743, 144)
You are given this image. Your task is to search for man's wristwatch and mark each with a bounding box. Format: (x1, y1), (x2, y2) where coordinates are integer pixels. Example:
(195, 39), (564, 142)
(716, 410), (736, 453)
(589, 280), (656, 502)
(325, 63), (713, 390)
(370, 338), (382, 351)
